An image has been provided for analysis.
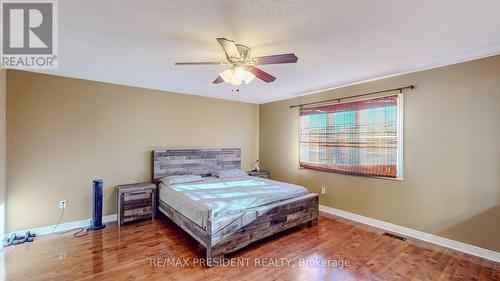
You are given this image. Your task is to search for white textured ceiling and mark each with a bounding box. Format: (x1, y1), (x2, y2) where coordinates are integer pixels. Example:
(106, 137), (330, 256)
(35, 0), (500, 104)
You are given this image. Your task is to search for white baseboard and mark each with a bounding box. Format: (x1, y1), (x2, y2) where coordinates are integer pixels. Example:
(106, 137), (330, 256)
(319, 205), (500, 263)
(4, 214), (117, 238)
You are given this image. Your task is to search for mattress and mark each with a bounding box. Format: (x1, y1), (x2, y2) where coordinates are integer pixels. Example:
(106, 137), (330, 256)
(158, 176), (309, 236)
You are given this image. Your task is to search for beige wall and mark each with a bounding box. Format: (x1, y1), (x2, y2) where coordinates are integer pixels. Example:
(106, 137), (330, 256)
(0, 69), (6, 236)
(6, 70), (259, 232)
(259, 55), (500, 252)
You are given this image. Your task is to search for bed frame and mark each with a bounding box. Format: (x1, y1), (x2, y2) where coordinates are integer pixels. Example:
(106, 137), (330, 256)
(152, 148), (319, 264)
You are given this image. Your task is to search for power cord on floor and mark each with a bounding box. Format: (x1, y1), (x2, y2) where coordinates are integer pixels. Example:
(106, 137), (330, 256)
(52, 208), (65, 232)
(52, 208), (89, 238)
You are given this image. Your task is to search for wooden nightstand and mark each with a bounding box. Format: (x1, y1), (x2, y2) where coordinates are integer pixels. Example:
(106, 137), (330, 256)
(117, 182), (156, 226)
(247, 170), (270, 179)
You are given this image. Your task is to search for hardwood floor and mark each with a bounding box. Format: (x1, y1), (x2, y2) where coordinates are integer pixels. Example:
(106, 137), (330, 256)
(2, 213), (499, 281)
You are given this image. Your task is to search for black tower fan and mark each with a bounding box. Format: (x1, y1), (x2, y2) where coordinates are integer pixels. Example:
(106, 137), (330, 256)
(90, 179), (106, 230)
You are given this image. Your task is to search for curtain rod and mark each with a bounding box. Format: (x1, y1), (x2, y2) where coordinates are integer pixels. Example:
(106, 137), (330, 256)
(289, 85), (415, 109)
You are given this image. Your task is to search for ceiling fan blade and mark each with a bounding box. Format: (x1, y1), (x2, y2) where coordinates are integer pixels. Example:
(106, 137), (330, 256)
(175, 62), (227, 65)
(213, 76), (224, 84)
(253, 53), (298, 65)
(249, 66), (276, 83)
(217, 38), (240, 62)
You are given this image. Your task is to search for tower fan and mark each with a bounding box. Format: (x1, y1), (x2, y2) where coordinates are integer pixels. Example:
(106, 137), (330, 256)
(90, 179), (105, 230)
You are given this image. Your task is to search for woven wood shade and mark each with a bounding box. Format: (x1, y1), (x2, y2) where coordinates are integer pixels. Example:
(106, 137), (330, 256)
(299, 95), (401, 178)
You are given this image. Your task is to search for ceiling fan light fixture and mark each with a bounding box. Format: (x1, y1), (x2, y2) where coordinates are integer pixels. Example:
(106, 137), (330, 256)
(220, 68), (234, 83)
(229, 76), (242, 86)
(233, 66), (246, 81)
(220, 67), (251, 86)
(243, 70), (256, 84)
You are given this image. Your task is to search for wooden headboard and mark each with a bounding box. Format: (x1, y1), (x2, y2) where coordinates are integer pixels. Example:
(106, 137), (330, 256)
(152, 148), (241, 183)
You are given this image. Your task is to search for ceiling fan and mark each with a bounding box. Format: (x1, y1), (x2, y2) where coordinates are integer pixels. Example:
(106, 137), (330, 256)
(175, 38), (298, 86)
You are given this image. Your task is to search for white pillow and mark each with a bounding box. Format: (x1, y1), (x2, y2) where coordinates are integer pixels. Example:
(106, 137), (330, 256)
(161, 175), (202, 185)
(212, 169), (248, 178)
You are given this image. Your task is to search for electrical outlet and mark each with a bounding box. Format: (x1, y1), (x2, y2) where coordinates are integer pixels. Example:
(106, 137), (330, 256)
(321, 185), (326, 194)
(59, 200), (67, 209)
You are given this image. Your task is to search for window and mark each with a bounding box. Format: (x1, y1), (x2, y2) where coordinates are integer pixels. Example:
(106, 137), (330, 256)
(299, 94), (403, 179)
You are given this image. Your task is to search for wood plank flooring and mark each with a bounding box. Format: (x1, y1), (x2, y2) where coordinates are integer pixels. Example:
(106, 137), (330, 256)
(2, 213), (499, 281)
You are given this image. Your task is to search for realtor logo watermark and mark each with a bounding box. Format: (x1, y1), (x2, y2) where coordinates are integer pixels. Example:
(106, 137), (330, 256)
(1, 0), (58, 69)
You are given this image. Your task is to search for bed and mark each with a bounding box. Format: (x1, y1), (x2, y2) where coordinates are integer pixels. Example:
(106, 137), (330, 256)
(153, 148), (319, 264)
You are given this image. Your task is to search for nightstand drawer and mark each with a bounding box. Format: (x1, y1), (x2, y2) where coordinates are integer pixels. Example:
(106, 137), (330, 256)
(124, 206), (153, 217)
(124, 190), (152, 201)
(123, 198), (152, 209)
(124, 214), (152, 223)
(247, 171), (270, 179)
